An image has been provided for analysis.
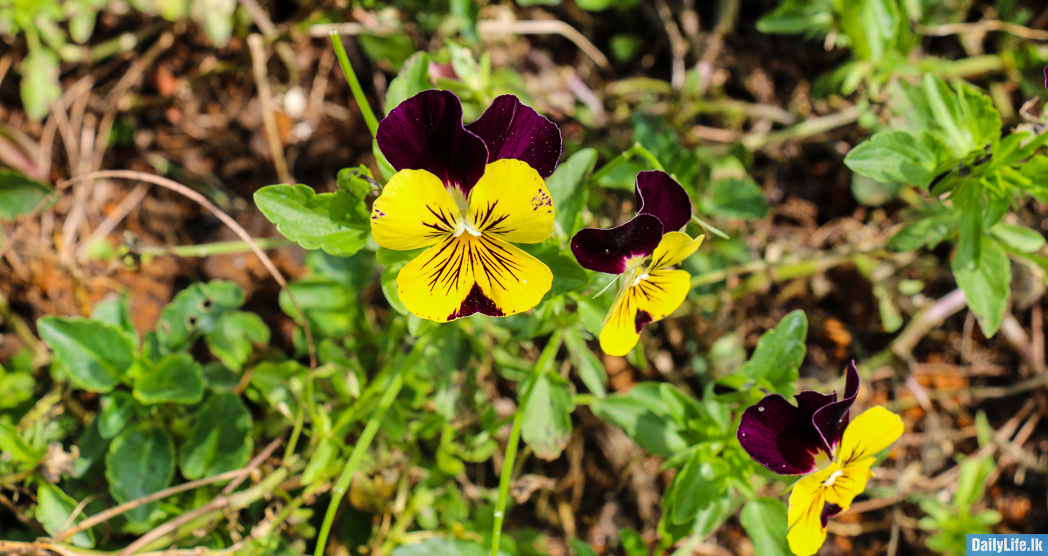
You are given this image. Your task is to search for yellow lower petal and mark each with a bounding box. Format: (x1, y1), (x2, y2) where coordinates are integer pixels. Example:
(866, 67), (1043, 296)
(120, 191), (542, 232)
(599, 284), (641, 357)
(824, 457), (875, 511)
(471, 235), (553, 317)
(787, 466), (835, 556)
(634, 269), (691, 321)
(467, 160), (554, 244)
(371, 169), (461, 251)
(395, 234), (552, 322)
(650, 232), (703, 271)
(837, 406), (904, 465)
(396, 235), (475, 323)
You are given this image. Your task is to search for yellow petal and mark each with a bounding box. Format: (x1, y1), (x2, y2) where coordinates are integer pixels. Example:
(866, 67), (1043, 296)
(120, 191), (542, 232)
(371, 169), (460, 251)
(650, 232), (703, 271)
(634, 269), (691, 321)
(599, 285), (641, 357)
(472, 235), (553, 317)
(787, 465), (835, 556)
(396, 235), (474, 323)
(824, 457), (875, 511)
(467, 159), (554, 244)
(837, 406), (904, 465)
(396, 234), (553, 322)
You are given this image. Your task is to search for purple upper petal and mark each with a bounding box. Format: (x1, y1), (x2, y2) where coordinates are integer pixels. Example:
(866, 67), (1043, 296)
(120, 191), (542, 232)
(376, 90), (489, 193)
(811, 362), (860, 454)
(737, 394), (828, 475)
(465, 94), (562, 179)
(570, 214), (663, 275)
(635, 171), (692, 233)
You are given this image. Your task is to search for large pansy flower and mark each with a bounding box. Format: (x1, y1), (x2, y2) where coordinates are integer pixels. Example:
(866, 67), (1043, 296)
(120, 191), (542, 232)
(371, 90), (562, 322)
(569, 171), (702, 356)
(737, 363), (904, 556)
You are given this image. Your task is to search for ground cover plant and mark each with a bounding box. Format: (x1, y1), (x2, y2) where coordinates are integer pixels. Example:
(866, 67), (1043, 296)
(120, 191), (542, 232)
(1, 0), (1048, 555)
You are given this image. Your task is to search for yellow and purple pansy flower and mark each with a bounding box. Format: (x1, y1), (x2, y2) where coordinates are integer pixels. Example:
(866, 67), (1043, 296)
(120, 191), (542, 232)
(737, 363), (904, 556)
(569, 171), (703, 356)
(370, 90), (562, 322)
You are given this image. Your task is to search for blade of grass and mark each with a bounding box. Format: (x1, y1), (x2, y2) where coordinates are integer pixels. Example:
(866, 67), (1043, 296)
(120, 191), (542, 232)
(329, 32), (379, 139)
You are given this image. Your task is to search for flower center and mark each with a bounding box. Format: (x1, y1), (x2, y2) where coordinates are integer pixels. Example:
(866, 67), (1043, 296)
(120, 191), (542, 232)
(449, 187), (482, 238)
(630, 272), (650, 287)
(822, 469), (844, 487)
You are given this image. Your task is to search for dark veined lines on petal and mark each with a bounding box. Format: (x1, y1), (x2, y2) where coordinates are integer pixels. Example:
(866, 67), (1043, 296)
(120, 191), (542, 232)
(421, 236), (467, 297)
(475, 235), (526, 291)
(473, 200), (512, 236)
(632, 275), (669, 315)
(419, 235), (528, 299)
(422, 205), (458, 239)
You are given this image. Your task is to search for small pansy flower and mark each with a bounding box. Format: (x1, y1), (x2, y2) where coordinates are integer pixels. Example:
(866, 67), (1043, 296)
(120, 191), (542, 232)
(569, 171), (702, 356)
(370, 90), (562, 322)
(737, 363), (904, 556)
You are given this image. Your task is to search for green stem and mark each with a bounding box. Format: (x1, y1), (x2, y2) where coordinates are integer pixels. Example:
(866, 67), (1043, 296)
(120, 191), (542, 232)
(491, 331), (564, 556)
(329, 33), (380, 139)
(313, 336), (430, 556)
(586, 143), (665, 186)
(134, 237), (297, 258)
(689, 214), (729, 240)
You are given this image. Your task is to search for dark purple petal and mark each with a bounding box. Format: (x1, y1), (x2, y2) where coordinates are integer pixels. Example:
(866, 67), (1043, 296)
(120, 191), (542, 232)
(570, 214), (663, 275)
(811, 362), (860, 454)
(465, 95), (562, 179)
(449, 284), (504, 320)
(737, 394), (828, 475)
(635, 170), (692, 233)
(634, 310), (653, 332)
(376, 90), (489, 193)
(821, 503), (843, 527)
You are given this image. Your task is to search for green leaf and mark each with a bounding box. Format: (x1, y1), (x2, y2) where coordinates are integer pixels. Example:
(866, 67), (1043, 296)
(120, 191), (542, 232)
(991, 223), (1046, 254)
(738, 310), (808, 397)
(91, 295), (136, 338)
(0, 367), (34, 409)
(667, 449), (728, 524)
(254, 184), (369, 257)
(546, 148), (598, 237)
(249, 361), (304, 415)
(36, 484), (95, 548)
(740, 498), (791, 556)
(565, 331), (606, 398)
(952, 238), (1010, 337)
(888, 212), (958, 252)
(953, 454), (995, 509)
(590, 383), (691, 458)
(190, 0), (236, 47)
(359, 34), (416, 70)
(521, 243), (590, 296)
(39, 316), (135, 393)
(156, 280), (245, 351)
(134, 352), (206, 405)
(20, 48), (62, 121)
(0, 421), (40, 465)
(844, 131), (947, 188)
(702, 177), (768, 220)
(957, 82), (1001, 150)
(757, 0), (834, 36)
(393, 539), (502, 556)
(180, 392), (254, 480)
(205, 311), (270, 371)
(568, 539), (600, 556)
(384, 52), (432, 113)
(520, 372), (574, 460)
(620, 528), (647, 556)
(0, 170), (52, 222)
(106, 427), (175, 529)
(302, 437), (338, 486)
(98, 391), (136, 439)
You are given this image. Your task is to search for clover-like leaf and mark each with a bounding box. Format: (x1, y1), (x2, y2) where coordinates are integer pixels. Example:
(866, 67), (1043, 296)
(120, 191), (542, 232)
(106, 426), (175, 530)
(180, 392), (253, 480)
(36, 484), (96, 548)
(254, 184), (370, 257)
(134, 353), (206, 405)
(737, 310), (807, 397)
(38, 316), (135, 393)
